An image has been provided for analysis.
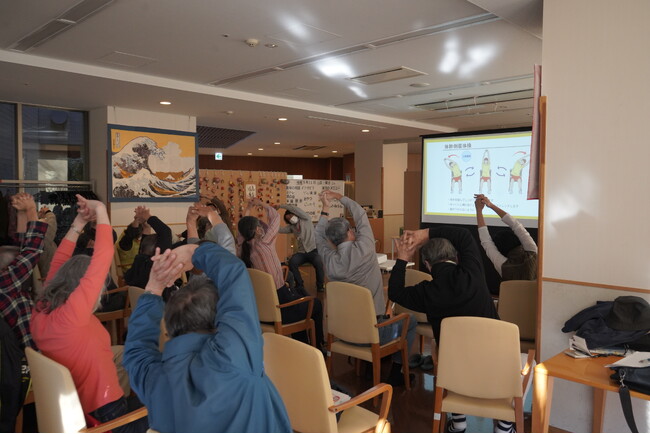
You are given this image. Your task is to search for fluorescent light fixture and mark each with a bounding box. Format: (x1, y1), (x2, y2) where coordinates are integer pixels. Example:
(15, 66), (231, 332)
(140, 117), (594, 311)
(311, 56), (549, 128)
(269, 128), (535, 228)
(274, 142), (281, 145)
(278, 117), (288, 121)
(313, 155), (319, 158)
(361, 129), (370, 133)
(247, 152), (253, 155)
(159, 101), (171, 105)
(332, 150), (338, 153)
(258, 148), (264, 151)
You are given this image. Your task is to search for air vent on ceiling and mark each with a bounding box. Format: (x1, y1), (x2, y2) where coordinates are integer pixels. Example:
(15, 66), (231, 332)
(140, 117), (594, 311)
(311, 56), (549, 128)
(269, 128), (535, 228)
(293, 145), (326, 151)
(9, 0), (114, 52)
(349, 66), (426, 85)
(197, 126), (255, 149)
(415, 89), (534, 111)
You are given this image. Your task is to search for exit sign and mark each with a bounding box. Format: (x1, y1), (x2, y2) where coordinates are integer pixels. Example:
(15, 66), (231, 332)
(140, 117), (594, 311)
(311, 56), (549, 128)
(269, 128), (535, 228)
(215, 152), (223, 160)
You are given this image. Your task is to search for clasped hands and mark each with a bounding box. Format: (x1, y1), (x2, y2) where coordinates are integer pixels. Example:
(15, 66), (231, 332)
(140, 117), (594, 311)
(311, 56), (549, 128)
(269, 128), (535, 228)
(393, 228), (429, 262)
(145, 244), (199, 296)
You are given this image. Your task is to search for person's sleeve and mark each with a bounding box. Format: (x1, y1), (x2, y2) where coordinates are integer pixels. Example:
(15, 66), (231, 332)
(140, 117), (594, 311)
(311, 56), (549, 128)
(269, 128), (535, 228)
(260, 204), (279, 244)
(1, 221), (46, 299)
(341, 196), (376, 257)
(205, 223), (237, 256)
(191, 242), (263, 374)
(123, 294), (165, 406)
(503, 213), (538, 253)
(57, 225), (114, 325)
(118, 225), (139, 251)
(428, 226), (485, 275)
(278, 225), (292, 234)
(387, 259), (428, 312)
(315, 216), (335, 260)
(147, 216), (172, 252)
(43, 213), (57, 243)
(280, 204), (311, 221)
(478, 226), (506, 276)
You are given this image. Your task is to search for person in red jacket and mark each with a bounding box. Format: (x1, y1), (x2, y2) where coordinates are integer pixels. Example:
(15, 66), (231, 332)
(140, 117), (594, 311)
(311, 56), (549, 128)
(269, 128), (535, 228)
(31, 195), (147, 432)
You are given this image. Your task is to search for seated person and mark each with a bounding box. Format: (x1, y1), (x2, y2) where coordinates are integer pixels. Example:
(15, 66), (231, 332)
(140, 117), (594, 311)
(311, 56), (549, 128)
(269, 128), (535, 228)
(475, 195), (537, 281)
(191, 203), (235, 255)
(123, 242), (291, 432)
(388, 226), (512, 433)
(238, 198), (324, 350)
(315, 190), (416, 385)
(278, 203), (325, 292)
(31, 196), (147, 432)
(116, 212), (144, 272)
(123, 206), (172, 289)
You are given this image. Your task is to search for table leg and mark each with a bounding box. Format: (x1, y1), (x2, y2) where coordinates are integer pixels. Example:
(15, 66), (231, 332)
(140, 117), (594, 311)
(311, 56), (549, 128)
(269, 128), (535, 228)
(592, 388), (606, 432)
(533, 367), (553, 433)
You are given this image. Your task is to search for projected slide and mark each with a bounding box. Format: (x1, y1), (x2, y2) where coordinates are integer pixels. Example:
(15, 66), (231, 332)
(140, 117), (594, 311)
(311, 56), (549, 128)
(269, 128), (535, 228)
(422, 129), (538, 227)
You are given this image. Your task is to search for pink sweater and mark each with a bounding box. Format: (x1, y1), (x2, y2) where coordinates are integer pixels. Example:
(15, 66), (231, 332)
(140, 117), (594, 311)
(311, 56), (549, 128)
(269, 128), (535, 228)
(31, 224), (122, 413)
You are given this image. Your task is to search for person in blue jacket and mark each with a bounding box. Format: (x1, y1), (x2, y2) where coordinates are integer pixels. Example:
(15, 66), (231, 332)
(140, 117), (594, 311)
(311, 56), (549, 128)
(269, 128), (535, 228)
(123, 241), (291, 433)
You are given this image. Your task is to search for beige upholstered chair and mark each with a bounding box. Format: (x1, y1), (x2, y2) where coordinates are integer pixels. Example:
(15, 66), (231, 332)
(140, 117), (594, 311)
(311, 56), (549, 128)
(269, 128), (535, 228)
(128, 286), (169, 351)
(392, 269), (434, 354)
(498, 280), (537, 353)
(326, 281), (411, 397)
(25, 347), (147, 433)
(263, 333), (393, 433)
(248, 268), (317, 346)
(432, 317), (535, 433)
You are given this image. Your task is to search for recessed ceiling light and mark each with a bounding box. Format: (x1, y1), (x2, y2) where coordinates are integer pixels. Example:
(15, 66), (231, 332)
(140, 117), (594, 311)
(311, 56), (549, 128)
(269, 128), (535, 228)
(361, 129), (370, 133)
(313, 155), (319, 158)
(332, 150), (338, 153)
(247, 152), (253, 155)
(274, 142), (280, 145)
(258, 148), (264, 151)
(265, 43), (278, 48)
(278, 117), (288, 121)
(159, 101), (171, 105)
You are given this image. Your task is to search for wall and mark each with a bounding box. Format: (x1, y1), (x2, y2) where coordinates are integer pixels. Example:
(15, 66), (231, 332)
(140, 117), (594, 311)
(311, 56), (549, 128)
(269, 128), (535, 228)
(199, 155), (343, 180)
(382, 143), (408, 256)
(354, 140), (383, 209)
(90, 106), (196, 230)
(343, 153), (355, 182)
(542, 1), (650, 431)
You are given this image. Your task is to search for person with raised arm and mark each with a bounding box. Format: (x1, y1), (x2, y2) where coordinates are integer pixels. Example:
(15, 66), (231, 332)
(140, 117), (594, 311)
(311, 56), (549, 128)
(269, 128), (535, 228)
(31, 195), (147, 432)
(475, 194), (537, 281)
(124, 242), (291, 432)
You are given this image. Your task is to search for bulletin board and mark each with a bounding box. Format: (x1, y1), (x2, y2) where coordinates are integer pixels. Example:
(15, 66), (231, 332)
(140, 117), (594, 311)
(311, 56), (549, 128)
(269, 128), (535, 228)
(286, 179), (345, 221)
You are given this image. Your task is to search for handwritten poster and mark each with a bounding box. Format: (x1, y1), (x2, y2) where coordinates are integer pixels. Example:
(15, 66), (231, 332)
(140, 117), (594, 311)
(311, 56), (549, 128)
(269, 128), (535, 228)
(285, 179), (345, 221)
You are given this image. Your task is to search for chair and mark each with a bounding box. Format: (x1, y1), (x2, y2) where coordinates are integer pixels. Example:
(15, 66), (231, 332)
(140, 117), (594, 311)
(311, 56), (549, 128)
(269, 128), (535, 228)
(25, 347), (147, 433)
(263, 333), (393, 433)
(432, 317), (535, 433)
(247, 268), (317, 346)
(94, 286), (131, 345)
(128, 286), (169, 351)
(497, 280), (537, 353)
(391, 269), (434, 355)
(326, 281), (411, 398)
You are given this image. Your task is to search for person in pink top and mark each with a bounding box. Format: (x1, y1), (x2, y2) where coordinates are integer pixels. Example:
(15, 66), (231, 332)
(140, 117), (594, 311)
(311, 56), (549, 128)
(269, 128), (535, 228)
(30, 195), (147, 432)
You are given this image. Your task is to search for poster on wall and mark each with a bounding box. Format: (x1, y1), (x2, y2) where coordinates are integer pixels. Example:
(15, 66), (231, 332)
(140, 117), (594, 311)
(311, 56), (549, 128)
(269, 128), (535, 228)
(108, 124), (199, 202)
(286, 179), (345, 221)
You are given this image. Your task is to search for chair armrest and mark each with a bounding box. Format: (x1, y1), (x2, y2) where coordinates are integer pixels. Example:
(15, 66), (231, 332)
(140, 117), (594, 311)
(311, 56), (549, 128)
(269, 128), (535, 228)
(105, 285), (129, 295)
(278, 295), (315, 321)
(328, 383), (393, 422)
(81, 407), (148, 433)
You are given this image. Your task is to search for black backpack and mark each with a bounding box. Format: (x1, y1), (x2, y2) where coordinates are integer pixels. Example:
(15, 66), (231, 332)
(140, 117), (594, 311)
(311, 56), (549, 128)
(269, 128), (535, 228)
(0, 316), (28, 432)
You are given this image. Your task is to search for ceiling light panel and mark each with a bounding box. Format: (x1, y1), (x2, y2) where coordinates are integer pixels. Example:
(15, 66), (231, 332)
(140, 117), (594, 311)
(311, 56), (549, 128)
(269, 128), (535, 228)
(348, 66), (426, 85)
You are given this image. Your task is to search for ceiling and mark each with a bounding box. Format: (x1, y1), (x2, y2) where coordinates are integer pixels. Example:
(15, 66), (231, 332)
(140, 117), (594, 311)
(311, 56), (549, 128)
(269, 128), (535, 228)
(0, 0), (542, 157)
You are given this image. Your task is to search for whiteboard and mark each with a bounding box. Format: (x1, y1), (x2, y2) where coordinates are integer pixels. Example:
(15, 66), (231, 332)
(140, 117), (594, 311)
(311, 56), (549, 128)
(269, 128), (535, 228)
(285, 179), (345, 221)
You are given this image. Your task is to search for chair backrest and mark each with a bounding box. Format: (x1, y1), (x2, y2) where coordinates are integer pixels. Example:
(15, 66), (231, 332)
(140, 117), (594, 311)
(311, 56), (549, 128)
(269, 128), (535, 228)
(263, 333), (338, 432)
(25, 347), (87, 433)
(393, 269), (432, 322)
(326, 281), (379, 344)
(498, 280), (537, 341)
(437, 316), (523, 399)
(128, 286), (146, 311)
(247, 268), (282, 323)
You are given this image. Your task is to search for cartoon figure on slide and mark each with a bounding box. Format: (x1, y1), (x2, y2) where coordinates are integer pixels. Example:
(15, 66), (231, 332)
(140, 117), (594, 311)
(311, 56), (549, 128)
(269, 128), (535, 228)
(444, 157), (462, 194)
(509, 152), (529, 194)
(479, 150), (491, 194)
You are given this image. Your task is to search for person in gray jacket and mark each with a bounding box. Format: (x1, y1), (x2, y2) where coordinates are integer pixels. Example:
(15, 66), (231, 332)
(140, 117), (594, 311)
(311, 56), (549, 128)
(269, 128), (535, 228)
(278, 204), (325, 292)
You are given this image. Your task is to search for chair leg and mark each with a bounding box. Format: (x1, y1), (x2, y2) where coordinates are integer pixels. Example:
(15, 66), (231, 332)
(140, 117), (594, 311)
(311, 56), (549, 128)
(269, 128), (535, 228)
(514, 396), (524, 433)
(419, 334), (424, 354)
(309, 321), (317, 348)
(355, 358), (362, 376)
(326, 334), (334, 375)
(401, 343), (411, 391)
(433, 386), (445, 433)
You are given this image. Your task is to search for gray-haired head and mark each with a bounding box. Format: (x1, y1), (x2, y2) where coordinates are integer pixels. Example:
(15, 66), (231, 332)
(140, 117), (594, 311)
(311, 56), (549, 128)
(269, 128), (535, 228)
(421, 238), (458, 268)
(325, 217), (351, 246)
(164, 276), (218, 338)
(37, 255), (110, 313)
(0, 246), (19, 270)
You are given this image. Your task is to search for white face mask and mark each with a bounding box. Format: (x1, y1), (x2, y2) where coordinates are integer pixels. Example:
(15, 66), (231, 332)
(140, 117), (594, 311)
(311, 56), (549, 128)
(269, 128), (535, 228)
(289, 216), (299, 225)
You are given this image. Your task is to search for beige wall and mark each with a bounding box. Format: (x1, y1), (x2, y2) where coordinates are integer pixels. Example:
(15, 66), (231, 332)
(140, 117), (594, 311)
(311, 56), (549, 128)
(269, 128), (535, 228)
(541, 1), (650, 431)
(382, 143), (408, 254)
(354, 140), (383, 210)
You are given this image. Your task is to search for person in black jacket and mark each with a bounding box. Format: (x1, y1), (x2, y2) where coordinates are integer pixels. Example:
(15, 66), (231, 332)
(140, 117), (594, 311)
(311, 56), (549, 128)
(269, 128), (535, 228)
(388, 226), (510, 433)
(123, 206), (172, 289)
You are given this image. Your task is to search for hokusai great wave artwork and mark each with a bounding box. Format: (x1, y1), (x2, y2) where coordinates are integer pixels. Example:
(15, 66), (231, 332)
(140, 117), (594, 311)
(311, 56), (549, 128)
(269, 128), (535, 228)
(108, 125), (199, 201)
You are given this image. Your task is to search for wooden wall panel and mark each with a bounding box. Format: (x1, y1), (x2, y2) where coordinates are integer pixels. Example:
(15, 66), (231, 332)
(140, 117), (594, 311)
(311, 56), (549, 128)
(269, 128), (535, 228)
(199, 155), (344, 180)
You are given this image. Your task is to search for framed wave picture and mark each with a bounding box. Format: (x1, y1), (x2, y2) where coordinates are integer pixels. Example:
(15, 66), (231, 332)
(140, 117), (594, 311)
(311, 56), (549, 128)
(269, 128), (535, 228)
(108, 124), (199, 202)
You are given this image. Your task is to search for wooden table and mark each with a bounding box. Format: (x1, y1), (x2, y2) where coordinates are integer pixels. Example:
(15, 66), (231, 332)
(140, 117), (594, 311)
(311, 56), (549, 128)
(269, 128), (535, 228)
(532, 351), (650, 432)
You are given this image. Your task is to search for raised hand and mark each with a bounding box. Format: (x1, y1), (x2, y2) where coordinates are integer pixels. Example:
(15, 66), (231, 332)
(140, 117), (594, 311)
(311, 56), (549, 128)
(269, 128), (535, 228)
(402, 228), (429, 249)
(146, 248), (185, 295)
(134, 206), (151, 223)
(11, 193), (36, 212)
(395, 233), (418, 262)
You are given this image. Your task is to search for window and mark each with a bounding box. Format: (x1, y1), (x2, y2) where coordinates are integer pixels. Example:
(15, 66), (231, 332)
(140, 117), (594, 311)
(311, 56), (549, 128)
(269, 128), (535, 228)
(0, 103), (17, 180)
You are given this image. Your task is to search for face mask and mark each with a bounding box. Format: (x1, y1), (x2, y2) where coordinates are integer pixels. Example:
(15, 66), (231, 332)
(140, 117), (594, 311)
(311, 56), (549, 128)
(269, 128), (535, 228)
(289, 216), (299, 225)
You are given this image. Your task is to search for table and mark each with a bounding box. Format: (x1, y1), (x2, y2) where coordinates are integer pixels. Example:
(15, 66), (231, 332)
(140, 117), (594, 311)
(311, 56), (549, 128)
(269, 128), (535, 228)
(532, 351), (650, 432)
